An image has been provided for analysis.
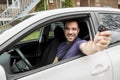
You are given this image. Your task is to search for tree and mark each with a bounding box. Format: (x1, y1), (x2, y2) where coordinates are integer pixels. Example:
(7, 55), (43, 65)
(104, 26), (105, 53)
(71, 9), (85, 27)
(35, 0), (73, 11)
(35, 0), (47, 11)
(62, 0), (73, 8)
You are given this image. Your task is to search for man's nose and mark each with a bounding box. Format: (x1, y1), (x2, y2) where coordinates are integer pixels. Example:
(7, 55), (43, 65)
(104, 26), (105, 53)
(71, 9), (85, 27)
(69, 29), (72, 34)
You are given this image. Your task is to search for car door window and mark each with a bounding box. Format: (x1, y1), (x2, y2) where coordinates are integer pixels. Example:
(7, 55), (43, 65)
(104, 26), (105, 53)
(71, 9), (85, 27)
(21, 29), (40, 42)
(99, 14), (120, 44)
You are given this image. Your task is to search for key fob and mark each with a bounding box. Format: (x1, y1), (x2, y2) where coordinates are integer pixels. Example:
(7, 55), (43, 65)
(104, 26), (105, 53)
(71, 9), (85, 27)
(98, 24), (107, 32)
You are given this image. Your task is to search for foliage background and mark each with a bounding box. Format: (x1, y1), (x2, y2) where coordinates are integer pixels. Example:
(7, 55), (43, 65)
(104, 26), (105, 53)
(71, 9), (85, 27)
(35, 0), (73, 11)
(35, 0), (46, 11)
(62, 0), (73, 8)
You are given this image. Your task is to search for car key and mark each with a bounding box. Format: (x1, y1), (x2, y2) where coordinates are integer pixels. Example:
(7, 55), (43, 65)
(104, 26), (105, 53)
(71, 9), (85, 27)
(98, 24), (108, 32)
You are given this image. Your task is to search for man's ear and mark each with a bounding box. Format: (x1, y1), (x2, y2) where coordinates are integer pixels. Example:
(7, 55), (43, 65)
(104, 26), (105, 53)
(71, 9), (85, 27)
(78, 28), (80, 33)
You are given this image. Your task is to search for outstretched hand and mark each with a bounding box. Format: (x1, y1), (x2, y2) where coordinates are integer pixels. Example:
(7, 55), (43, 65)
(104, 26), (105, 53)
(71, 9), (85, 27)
(94, 31), (112, 51)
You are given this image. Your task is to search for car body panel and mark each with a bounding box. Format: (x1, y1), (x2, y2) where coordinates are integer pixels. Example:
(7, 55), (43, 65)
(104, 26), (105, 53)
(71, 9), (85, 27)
(17, 51), (112, 80)
(0, 65), (7, 80)
(0, 7), (120, 80)
(107, 45), (120, 80)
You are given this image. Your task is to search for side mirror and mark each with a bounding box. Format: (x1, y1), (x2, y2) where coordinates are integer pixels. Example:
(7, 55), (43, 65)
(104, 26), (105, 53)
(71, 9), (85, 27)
(0, 65), (7, 80)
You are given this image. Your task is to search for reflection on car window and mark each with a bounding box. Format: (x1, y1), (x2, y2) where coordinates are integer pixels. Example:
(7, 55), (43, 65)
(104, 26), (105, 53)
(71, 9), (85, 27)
(99, 14), (120, 44)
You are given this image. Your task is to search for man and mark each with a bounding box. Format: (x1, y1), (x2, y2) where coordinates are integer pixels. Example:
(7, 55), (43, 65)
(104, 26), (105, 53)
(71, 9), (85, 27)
(53, 19), (111, 63)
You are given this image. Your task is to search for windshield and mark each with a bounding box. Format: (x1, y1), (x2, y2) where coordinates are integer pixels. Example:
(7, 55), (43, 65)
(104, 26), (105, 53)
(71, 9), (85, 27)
(0, 15), (33, 34)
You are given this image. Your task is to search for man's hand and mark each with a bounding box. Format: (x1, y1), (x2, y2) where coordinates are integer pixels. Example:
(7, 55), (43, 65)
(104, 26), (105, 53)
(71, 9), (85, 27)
(94, 31), (111, 51)
(80, 31), (111, 55)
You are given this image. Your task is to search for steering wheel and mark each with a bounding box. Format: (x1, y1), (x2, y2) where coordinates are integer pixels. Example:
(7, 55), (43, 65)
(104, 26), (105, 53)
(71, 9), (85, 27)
(15, 48), (33, 70)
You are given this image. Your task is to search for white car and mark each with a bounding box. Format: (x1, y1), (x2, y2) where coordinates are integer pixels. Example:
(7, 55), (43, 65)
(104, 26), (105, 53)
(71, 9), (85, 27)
(0, 7), (120, 80)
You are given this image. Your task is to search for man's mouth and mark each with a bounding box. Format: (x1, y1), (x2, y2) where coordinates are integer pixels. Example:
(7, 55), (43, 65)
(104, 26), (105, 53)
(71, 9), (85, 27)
(68, 35), (74, 39)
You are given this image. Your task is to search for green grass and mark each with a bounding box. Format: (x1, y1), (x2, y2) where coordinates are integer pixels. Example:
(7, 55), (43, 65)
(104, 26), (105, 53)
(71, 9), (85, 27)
(21, 30), (54, 42)
(21, 30), (40, 42)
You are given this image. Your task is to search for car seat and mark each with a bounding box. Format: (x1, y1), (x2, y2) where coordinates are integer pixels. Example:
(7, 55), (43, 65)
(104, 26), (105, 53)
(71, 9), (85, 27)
(78, 22), (90, 40)
(40, 26), (66, 66)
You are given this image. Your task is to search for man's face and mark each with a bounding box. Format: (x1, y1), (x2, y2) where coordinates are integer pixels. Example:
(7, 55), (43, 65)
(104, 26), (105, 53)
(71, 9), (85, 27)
(64, 21), (80, 43)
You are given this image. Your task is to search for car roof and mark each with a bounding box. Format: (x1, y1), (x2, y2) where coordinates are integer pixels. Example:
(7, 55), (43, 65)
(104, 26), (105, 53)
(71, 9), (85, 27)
(0, 7), (120, 45)
(30, 7), (120, 15)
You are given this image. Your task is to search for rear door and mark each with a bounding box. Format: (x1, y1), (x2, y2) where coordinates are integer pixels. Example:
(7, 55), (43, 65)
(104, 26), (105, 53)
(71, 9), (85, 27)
(98, 13), (120, 80)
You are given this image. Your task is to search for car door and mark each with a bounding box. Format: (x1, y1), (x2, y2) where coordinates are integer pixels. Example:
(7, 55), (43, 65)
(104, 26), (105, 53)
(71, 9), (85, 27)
(16, 12), (113, 80)
(17, 52), (112, 80)
(98, 13), (120, 80)
(0, 10), (113, 80)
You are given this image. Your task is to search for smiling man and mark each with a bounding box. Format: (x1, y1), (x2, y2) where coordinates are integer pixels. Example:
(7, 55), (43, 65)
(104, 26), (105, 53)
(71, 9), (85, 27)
(53, 19), (111, 63)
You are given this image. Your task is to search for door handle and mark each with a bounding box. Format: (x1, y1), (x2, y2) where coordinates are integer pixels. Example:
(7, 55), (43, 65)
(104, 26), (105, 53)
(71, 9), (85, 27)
(91, 65), (110, 76)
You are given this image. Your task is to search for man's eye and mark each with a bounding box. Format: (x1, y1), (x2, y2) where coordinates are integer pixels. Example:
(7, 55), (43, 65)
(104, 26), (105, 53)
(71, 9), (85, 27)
(72, 28), (77, 30)
(64, 27), (69, 30)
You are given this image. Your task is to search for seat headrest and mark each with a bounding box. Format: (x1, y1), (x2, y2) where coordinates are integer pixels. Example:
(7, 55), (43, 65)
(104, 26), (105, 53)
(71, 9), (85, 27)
(54, 26), (66, 42)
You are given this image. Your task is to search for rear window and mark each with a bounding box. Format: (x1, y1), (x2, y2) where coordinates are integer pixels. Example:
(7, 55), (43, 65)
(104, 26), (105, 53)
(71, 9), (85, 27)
(99, 13), (120, 44)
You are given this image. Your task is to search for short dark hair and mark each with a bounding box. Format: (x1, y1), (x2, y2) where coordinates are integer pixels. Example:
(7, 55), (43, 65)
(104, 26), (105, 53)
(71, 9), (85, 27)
(64, 19), (79, 28)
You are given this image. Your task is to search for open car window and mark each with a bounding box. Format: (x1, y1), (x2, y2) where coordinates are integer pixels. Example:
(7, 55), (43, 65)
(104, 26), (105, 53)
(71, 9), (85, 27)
(0, 14), (92, 77)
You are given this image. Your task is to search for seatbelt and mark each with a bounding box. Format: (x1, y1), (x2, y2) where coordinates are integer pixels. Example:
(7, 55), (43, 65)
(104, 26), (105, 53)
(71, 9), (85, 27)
(58, 47), (70, 61)
(58, 39), (77, 61)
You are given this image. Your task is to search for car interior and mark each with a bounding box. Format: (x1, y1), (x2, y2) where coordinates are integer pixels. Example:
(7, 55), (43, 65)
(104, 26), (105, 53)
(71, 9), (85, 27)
(0, 17), (90, 75)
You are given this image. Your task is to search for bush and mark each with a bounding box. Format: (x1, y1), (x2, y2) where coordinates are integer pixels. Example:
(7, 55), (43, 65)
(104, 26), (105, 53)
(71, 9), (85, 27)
(35, 0), (73, 11)
(35, 0), (46, 11)
(62, 0), (73, 8)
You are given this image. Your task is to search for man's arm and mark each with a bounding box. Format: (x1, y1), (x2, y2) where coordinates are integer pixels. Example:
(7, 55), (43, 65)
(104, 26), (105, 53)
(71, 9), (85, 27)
(53, 57), (59, 63)
(80, 31), (111, 55)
